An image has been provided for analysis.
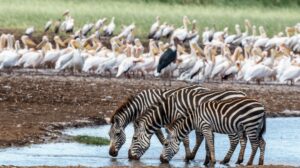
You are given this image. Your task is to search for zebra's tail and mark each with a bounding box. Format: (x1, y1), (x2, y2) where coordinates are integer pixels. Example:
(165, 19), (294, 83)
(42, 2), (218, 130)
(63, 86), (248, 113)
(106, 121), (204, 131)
(259, 113), (267, 138)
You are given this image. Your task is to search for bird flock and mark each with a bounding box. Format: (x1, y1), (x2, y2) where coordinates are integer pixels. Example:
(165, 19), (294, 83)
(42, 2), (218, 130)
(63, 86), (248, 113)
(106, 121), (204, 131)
(0, 10), (300, 84)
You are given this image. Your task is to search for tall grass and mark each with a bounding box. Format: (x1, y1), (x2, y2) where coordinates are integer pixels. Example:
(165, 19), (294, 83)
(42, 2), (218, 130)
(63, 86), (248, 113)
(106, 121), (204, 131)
(0, 0), (299, 37)
(142, 0), (300, 7)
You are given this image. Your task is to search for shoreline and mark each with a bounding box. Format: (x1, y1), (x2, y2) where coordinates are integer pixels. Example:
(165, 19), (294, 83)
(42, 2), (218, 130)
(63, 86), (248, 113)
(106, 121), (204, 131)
(0, 71), (299, 149)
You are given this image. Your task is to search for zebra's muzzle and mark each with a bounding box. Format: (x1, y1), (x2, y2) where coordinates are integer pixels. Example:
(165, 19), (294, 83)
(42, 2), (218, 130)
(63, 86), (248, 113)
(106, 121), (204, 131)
(129, 153), (140, 160)
(109, 146), (118, 157)
(160, 155), (169, 163)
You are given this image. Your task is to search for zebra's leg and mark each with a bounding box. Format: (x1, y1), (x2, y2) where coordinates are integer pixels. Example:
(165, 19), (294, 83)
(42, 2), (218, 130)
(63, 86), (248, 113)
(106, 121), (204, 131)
(202, 127), (215, 166)
(155, 129), (166, 145)
(203, 139), (210, 165)
(246, 131), (260, 165)
(128, 123), (139, 157)
(188, 131), (204, 161)
(258, 137), (266, 165)
(183, 137), (192, 161)
(220, 134), (239, 164)
(236, 131), (247, 164)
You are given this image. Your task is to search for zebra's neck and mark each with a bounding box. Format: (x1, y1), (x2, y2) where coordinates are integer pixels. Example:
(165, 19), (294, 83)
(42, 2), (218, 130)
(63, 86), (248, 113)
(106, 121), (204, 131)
(171, 116), (195, 142)
(117, 89), (164, 128)
(141, 97), (175, 135)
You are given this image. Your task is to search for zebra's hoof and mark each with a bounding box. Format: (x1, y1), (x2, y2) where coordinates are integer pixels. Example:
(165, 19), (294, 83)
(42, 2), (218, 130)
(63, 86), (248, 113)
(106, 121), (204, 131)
(203, 160), (209, 166)
(220, 159), (230, 165)
(235, 158), (243, 164)
(246, 161), (253, 166)
(259, 160), (264, 165)
(184, 154), (195, 161)
(160, 155), (169, 163)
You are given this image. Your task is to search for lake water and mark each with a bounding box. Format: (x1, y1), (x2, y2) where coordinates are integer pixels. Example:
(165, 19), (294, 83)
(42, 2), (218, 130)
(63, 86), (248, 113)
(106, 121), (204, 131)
(0, 117), (299, 167)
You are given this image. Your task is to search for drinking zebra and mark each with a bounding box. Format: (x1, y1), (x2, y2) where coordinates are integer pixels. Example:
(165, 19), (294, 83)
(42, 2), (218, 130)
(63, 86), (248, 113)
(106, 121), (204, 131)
(108, 85), (209, 157)
(160, 97), (266, 166)
(130, 89), (247, 164)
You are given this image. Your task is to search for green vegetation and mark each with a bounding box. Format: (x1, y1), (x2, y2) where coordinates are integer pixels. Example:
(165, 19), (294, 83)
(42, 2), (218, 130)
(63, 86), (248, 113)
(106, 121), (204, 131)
(142, 0), (300, 7)
(72, 135), (110, 146)
(0, 0), (299, 37)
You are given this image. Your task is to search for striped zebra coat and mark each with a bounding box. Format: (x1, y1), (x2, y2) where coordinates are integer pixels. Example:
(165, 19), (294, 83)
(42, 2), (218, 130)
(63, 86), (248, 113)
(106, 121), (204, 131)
(130, 89), (247, 162)
(108, 85), (208, 157)
(160, 97), (266, 166)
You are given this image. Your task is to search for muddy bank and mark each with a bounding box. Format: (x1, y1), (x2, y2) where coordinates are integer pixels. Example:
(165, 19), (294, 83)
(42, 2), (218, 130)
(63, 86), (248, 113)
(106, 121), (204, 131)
(0, 72), (299, 148)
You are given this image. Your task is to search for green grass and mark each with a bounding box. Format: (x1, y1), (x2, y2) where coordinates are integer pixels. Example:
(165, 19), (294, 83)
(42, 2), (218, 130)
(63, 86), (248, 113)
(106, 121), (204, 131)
(72, 135), (110, 146)
(0, 0), (300, 37)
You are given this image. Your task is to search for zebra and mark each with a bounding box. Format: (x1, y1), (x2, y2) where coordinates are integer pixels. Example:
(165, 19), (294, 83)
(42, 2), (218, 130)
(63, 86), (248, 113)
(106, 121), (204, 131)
(160, 97), (266, 166)
(130, 89), (247, 164)
(108, 85), (209, 157)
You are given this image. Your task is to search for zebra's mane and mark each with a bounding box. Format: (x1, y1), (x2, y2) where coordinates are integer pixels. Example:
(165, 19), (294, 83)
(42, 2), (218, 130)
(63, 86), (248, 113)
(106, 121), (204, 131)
(165, 116), (187, 132)
(110, 95), (136, 123)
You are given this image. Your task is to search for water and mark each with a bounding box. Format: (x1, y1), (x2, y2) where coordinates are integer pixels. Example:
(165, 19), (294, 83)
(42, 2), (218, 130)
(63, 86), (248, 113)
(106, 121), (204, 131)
(0, 117), (300, 167)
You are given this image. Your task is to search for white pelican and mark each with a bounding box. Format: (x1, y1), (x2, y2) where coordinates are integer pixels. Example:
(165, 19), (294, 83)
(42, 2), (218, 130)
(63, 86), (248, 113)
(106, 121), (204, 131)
(82, 23), (94, 37)
(153, 22), (166, 40)
(0, 37), (21, 69)
(44, 20), (52, 33)
(41, 36), (68, 68)
(279, 63), (300, 85)
(170, 16), (191, 44)
(95, 18), (107, 31)
(118, 23), (135, 39)
(25, 26), (34, 36)
(243, 63), (275, 84)
(148, 16), (160, 39)
(162, 24), (175, 38)
(103, 17), (115, 36)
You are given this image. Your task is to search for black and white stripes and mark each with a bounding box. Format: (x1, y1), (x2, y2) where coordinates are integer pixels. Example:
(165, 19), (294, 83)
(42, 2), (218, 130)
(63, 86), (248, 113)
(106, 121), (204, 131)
(108, 85), (208, 157)
(109, 86), (267, 166)
(160, 97), (266, 166)
(129, 89), (247, 161)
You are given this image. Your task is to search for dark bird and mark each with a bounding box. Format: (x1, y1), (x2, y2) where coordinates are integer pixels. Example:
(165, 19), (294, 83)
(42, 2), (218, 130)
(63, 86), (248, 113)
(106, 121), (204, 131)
(155, 38), (181, 85)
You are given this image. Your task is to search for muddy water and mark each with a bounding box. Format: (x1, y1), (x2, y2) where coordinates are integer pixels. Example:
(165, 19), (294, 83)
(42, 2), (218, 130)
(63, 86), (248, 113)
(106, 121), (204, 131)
(0, 118), (299, 167)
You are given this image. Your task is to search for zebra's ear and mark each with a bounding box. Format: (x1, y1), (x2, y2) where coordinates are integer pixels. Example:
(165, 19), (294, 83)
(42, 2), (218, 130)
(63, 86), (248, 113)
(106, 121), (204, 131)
(165, 128), (171, 134)
(165, 127), (175, 138)
(114, 117), (120, 127)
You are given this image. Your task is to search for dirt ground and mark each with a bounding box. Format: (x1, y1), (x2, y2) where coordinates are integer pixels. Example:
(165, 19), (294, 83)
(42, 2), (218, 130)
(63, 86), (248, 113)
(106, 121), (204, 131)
(0, 70), (300, 149)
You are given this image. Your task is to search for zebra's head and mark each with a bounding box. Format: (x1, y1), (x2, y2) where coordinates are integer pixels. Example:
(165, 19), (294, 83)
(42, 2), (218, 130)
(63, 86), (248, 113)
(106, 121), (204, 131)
(128, 121), (152, 160)
(108, 117), (126, 157)
(160, 128), (180, 163)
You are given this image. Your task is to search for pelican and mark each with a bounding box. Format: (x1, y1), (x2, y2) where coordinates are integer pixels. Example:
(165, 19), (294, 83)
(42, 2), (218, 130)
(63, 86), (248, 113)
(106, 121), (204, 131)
(0, 36), (20, 69)
(279, 63), (300, 85)
(148, 16), (160, 39)
(54, 19), (61, 34)
(116, 44), (135, 78)
(16, 36), (48, 68)
(41, 36), (68, 68)
(82, 23), (94, 37)
(162, 24), (175, 38)
(44, 20), (52, 33)
(202, 27), (214, 44)
(103, 17), (115, 36)
(118, 23), (135, 39)
(170, 16), (191, 44)
(21, 35), (36, 49)
(225, 25), (242, 45)
(153, 22), (166, 40)
(25, 26), (34, 36)
(95, 18), (107, 31)
(65, 16), (74, 33)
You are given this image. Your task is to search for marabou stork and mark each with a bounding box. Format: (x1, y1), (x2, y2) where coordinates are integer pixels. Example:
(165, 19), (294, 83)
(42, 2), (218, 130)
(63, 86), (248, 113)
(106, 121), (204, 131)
(155, 37), (181, 86)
